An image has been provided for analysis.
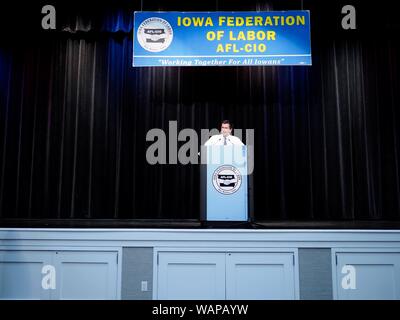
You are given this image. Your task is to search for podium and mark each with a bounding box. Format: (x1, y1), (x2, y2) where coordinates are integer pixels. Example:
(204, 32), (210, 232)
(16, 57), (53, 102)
(200, 145), (252, 222)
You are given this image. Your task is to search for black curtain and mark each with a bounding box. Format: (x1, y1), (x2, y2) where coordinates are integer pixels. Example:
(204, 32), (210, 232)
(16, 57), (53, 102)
(1, 0), (400, 224)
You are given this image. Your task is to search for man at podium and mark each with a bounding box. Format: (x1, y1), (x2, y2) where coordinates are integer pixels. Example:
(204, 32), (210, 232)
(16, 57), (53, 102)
(204, 120), (244, 146)
(201, 120), (249, 222)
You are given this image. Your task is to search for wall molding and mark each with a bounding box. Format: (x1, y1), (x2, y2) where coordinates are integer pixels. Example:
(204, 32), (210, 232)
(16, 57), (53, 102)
(1, 228), (400, 249)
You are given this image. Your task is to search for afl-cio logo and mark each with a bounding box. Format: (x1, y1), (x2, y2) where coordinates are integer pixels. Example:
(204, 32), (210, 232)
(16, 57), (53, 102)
(137, 17), (173, 52)
(212, 166), (242, 195)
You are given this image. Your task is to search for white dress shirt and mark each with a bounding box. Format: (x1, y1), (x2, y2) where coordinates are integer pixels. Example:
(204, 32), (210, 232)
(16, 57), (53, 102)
(204, 134), (244, 146)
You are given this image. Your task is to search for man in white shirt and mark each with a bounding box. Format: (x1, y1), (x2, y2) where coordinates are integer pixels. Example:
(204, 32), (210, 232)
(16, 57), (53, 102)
(204, 120), (244, 146)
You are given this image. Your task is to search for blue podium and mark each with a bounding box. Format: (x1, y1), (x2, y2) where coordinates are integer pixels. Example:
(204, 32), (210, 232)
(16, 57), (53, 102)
(200, 145), (250, 221)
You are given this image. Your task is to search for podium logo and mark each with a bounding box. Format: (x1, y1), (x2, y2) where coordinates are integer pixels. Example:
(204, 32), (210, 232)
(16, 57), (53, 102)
(137, 17), (173, 52)
(213, 165), (242, 194)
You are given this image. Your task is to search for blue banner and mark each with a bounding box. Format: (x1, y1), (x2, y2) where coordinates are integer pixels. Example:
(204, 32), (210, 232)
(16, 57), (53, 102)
(133, 11), (311, 67)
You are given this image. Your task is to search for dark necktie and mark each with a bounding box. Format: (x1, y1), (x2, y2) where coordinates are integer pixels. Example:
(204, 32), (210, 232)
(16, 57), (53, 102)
(224, 137), (227, 145)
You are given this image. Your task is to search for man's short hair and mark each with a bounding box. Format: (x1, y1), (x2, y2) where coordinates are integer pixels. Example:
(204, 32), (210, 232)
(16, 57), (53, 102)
(221, 119), (233, 129)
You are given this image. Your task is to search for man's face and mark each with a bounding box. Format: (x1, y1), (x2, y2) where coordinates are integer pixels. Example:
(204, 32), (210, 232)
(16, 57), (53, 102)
(221, 123), (232, 137)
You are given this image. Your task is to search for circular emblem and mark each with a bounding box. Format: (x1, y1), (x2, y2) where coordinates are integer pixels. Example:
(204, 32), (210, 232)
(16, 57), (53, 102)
(212, 165), (242, 195)
(137, 17), (173, 52)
